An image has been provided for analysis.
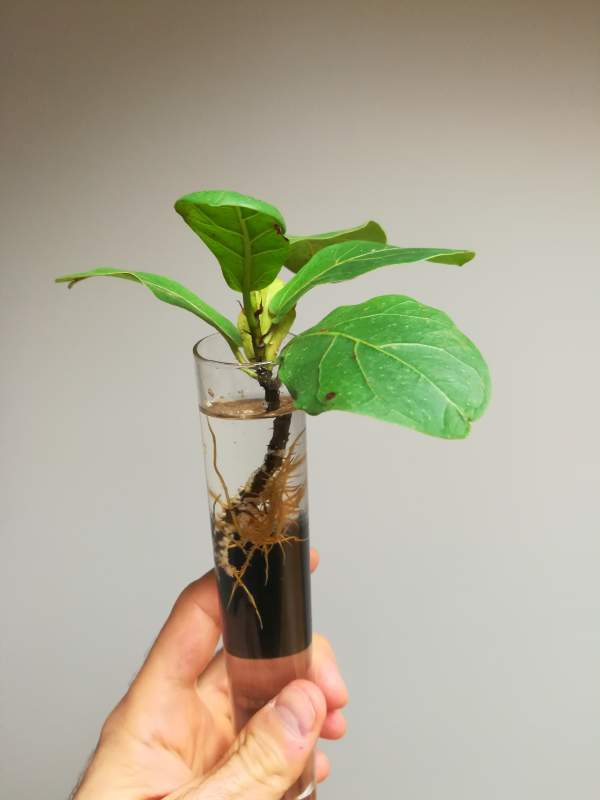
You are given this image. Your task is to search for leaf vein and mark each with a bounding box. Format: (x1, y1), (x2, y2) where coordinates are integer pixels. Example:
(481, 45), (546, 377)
(353, 342), (377, 401)
(317, 337), (337, 398)
(379, 341), (486, 388)
(192, 207), (244, 239)
(307, 330), (467, 421)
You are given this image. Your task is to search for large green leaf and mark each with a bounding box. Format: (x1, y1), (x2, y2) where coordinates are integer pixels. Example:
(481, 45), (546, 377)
(174, 190), (290, 292)
(278, 295), (490, 439)
(285, 220), (387, 273)
(270, 241), (475, 321)
(55, 268), (242, 349)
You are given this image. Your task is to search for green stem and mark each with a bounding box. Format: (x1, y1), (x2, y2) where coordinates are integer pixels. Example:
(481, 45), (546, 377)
(243, 289), (264, 360)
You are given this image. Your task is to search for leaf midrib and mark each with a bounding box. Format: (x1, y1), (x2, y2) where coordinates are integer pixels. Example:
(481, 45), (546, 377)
(308, 244), (454, 283)
(275, 244), (459, 312)
(119, 272), (239, 344)
(236, 207), (253, 295)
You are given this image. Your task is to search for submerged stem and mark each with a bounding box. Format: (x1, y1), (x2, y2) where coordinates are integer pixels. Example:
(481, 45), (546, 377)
(246, 364), (292, 497)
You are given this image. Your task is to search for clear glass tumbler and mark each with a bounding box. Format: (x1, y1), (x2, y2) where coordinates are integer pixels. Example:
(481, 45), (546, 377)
(193, 334), (314, 800)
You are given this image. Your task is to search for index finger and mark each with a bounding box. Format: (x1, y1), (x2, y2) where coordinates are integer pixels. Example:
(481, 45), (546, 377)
(138, 547), (320, 688)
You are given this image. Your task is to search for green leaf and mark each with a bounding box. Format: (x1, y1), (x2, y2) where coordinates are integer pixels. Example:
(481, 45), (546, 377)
(174, 190), (290, 292)
(270, 241), (475, 321)
(55, 268), (242, 349)
(278, 295), (490, 439)
(285, 220), (387, 273)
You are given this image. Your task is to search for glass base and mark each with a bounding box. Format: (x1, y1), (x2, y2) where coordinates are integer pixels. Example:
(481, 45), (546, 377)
(282, 760), (315, 800)
(295, 778), (316, 799)
(225, 646), (315, 800)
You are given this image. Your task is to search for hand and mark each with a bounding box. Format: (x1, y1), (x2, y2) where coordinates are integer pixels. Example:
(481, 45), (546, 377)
(73, 549), (348, 799)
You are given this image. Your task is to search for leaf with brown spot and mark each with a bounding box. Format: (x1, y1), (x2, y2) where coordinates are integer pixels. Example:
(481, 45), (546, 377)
(279, 294), (490, 439)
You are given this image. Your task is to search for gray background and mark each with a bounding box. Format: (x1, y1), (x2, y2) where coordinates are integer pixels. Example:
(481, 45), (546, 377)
(2, 0), (599, 797)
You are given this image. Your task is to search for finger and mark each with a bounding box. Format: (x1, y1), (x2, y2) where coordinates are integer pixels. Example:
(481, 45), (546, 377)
(142, 547), (319, 691)
(140, 569), (222, 687)
(315, 750), (331, 783)
(319, 709), (347, 740)
(309, 634), (349, 711)
(178, 680), (326, 800)
(198, 651), (347, 742)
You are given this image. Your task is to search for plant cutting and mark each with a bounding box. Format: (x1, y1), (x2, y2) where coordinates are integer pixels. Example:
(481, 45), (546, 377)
(56, 189), (490, 800)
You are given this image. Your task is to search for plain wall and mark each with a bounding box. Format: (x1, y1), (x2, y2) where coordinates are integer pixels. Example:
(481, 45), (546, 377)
(2, 0), (599, 797)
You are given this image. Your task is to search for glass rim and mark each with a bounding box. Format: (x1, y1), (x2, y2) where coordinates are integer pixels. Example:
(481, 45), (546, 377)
(192, 332), (285, 369)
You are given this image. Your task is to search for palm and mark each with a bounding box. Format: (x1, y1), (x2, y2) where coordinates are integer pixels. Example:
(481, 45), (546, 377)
(99, 655), (233, 797)
(75, 562), (346, 799)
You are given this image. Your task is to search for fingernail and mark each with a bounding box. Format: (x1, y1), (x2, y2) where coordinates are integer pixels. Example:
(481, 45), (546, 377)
(274, 685), (317, 737)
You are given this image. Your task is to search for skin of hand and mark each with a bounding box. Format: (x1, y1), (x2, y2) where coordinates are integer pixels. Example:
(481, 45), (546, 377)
(73, 549), (348, 800)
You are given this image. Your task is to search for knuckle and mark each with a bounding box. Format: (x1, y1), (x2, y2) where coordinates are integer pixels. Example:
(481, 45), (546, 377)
(176, 579), (201, 607)
(98, 691), (132, 740)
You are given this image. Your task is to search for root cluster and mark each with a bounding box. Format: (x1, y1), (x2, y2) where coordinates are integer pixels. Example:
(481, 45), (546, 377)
(207, 420), (306, 626)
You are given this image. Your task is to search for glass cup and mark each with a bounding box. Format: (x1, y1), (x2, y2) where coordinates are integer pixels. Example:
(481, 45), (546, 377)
(194, 333), (314, 800)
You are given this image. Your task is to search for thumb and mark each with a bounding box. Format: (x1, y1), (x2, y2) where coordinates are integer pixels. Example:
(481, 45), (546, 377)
(180, 680), (326, 800)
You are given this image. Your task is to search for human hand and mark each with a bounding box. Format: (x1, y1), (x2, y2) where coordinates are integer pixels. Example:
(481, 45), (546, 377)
(73, 549), (347, 799)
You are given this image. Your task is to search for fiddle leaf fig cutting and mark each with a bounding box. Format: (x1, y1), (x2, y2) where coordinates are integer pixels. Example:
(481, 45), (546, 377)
(55, 189), (491, 439)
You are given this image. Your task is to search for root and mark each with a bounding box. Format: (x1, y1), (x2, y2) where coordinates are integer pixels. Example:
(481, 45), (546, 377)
(209, 426), (306, 627)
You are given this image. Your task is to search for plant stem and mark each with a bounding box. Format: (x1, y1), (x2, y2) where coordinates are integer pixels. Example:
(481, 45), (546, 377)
(243, 365), (292, 498)
(238, 258), (292, 497)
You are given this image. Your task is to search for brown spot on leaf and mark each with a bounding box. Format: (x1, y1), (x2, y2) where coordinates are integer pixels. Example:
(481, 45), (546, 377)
(325, 391), (336, 401)
(274, 223), (284, 235)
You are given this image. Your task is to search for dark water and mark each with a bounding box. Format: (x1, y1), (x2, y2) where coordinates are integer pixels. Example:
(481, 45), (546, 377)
(213, 515), (311, 659)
